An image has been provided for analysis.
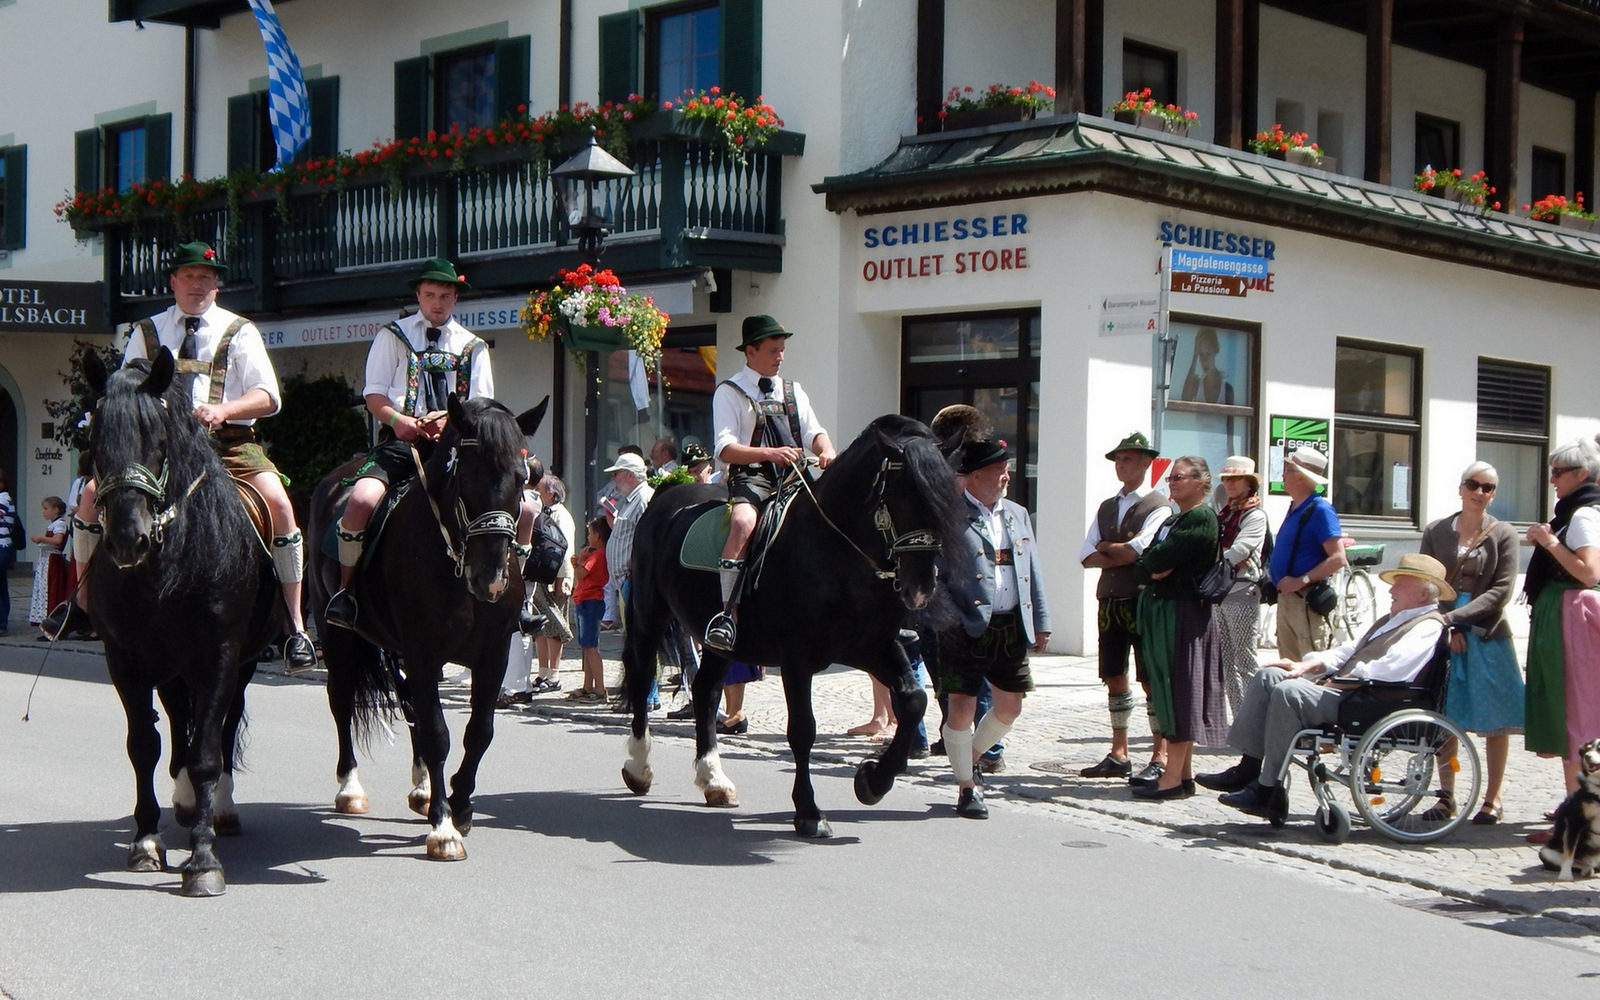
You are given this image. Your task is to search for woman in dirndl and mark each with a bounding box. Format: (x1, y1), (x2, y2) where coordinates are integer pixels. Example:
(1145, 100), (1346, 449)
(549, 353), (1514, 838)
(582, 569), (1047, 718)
(1523, 438), (1600, 823)
(1418, 461), (1523, 824)
(1213, 456), (1269, 715)
(1131, 455), (1228, 800)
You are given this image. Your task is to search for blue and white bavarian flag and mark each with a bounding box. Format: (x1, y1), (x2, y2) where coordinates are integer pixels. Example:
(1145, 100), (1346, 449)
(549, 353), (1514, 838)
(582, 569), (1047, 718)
(245, 0), (310, 167)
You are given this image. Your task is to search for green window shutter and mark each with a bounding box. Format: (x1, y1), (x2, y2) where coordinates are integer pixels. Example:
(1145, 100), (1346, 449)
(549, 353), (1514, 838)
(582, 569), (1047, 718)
(598, 9), (641, 104)
(75, 127), (103, 194)
(494, 36), (530, 119)
(719, 0), (762, 98)
(227, 93), (259, 173)
(395, 56), (430, 139)
(144, 112), (172, 182)
(307, 76), (341, 158)
(2, 145), (26, 250)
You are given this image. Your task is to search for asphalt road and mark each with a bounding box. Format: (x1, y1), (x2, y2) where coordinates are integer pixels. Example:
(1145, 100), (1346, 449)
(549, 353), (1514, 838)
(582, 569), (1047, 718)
(3, 643), (1598, 999)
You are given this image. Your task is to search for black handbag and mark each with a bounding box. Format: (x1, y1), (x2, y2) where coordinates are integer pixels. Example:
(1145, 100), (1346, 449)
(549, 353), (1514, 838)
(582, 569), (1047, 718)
(1195, 532), (1235, 604)
(1256, 517), (1278, 605)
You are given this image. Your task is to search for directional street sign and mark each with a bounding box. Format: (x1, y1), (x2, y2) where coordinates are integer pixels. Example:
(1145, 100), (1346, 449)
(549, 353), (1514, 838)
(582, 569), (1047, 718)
(1099, 292), (1160, 336)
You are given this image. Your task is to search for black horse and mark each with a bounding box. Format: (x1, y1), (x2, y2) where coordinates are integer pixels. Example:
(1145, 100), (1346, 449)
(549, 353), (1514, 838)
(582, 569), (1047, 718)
(619, 414), (967, 837)
(308, 394), (544, 860)
(83, 348), (281, 896)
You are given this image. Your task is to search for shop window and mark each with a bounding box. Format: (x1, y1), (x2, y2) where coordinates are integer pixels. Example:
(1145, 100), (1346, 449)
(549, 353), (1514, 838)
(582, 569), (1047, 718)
(650, 2), (720, 100)
(0, 144), (24, 250)
(902, 310), (1040, 511)
(1161, 320), (1257, 493)
(227, 77), (341, 172)
(1333, 341), (1420, 523)
(1531, 146), (1567, 199)
(1415, 113), (1460, 174)
(392, 36), (530, 141)
(599, 0), (762, 104)
(73, 113), (171, 195)
(1477, 359), (1549, 523)
(1122, 40), (1177, 105)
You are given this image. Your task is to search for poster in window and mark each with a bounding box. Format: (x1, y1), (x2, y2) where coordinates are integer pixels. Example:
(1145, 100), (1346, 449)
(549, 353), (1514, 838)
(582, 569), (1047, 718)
(1170, 323), (1251, 406)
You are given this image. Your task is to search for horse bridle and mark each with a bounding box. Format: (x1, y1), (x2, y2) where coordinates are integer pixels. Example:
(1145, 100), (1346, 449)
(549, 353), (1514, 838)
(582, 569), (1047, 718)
(795, 456), (941, 584)
(96, 457), (207, 546)
(410, 441), (519, 578)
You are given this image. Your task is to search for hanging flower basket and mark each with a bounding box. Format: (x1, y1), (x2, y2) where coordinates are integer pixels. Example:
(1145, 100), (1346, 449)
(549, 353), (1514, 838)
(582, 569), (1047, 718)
(561, 319), (631, 353)
(522, 263), (668, 370)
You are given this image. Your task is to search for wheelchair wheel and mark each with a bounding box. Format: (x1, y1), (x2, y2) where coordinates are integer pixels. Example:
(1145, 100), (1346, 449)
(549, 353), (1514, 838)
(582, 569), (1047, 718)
(1314, 801), (1351, 844)
(1349, 710), (1481, 843)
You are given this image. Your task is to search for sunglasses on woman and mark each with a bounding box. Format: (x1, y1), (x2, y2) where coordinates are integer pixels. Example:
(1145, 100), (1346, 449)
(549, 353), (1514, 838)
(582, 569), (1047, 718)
(1461, 479), (1496, 494)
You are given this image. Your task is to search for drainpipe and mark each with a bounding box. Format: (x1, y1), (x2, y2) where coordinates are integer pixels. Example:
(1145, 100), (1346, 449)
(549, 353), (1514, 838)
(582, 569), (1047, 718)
(551, 0), (574, 476)
(183, 26), (198, 177)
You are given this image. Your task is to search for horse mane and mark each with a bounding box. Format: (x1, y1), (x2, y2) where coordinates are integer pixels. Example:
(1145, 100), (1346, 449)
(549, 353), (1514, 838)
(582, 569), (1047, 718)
(825, 414), (968, 559)
(427, 397), (526, 482)
(98, 360), (257, 598)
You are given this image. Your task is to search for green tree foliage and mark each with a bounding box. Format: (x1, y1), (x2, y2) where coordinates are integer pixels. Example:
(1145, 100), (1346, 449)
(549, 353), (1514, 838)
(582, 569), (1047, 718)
(44, 339), (125, 452)
(254, 374), (369, 490)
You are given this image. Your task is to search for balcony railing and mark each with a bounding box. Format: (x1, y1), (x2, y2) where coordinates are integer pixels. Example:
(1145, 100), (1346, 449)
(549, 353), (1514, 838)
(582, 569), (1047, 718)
(85, 118), (803, 317)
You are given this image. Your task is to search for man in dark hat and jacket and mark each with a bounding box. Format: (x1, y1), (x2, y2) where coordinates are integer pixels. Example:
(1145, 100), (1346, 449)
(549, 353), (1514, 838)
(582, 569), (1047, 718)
(55, 242), (317, 671)
(326, 257), (500, 628)
(703, 315), (835, 651)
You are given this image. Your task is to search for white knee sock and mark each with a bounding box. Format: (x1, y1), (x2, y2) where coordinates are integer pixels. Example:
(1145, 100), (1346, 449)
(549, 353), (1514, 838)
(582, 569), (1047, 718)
(272, 530), (304, 583)
(71, 516), (102, 565)
(973, 712), (1013, 758)
(942, 724), (974, 783)
(336, 519), (364, 569)
(717, 560), (742, 605)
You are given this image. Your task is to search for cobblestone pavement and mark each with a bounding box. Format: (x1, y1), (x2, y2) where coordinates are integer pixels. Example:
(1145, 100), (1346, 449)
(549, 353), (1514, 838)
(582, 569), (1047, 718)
(10, 568), (1600, 938)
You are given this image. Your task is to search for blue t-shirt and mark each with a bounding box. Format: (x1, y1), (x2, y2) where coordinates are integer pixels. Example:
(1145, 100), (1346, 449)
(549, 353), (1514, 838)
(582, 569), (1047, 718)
(1269, 495), (1341, 583)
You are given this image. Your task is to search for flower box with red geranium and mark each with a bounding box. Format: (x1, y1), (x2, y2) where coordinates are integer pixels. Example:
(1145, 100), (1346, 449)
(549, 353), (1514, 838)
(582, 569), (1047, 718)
(1106, 88), (1200, 137)
(939, 81), (1057, 131)
(643, 88), (787, 154)
(1247, 124), (1335, 172)
(521, 263), (669, 369)
(1523, 192), (1598, 232)
(1414, 166), (1499, 215)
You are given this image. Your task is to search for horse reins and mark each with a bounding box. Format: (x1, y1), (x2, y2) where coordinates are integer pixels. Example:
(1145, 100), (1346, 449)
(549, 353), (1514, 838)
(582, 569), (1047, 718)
(791, 456), (941, 583)
(409, 441), (519, 578)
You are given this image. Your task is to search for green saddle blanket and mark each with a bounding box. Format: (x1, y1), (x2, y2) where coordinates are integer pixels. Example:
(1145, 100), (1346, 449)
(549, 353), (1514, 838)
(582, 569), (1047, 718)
(680, 504), (732, 571)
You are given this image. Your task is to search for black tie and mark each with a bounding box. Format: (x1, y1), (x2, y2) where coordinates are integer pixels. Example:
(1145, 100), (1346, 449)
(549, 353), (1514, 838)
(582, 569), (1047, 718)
(758, 376), (773, 396)
(180, 316), (200, 360)
(425, 326), (450, 411)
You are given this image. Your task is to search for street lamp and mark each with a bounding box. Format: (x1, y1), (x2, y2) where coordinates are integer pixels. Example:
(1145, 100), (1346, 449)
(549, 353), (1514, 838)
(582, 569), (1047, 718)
(549, 126), (638, 512)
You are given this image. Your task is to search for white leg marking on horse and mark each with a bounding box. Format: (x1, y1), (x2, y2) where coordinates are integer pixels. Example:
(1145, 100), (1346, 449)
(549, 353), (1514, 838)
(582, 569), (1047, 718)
(335, 767), (370, 814)
(622, 732), (654, 789)
(426, 815), (466, 860)
(172, 768), (196, 813)
(408, 765), (431, 816)
(213, 772), (240, 835)
(696, 750), (739, 807)
(127, 834), (167, 872)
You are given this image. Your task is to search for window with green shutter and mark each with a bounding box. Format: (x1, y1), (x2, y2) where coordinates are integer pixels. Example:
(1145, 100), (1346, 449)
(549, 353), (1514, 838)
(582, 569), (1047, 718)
(394, 36), (529, 139)
(1477, 359), (1551, 523)
(0, 145), (25, 251)
(74, 113), (172, 195)
(607, 1), (760, 104)
(229, 77), (341, 171)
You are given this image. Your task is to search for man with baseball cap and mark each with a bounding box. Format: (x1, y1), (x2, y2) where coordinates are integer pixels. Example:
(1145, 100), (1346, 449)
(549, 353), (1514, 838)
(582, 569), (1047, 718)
(326, 257), (498, 629)
(600, 450), (654, 637)
(1202, 552), (1452, 824)
(55, 242), (317, 671)
(704, 315), (835, 651)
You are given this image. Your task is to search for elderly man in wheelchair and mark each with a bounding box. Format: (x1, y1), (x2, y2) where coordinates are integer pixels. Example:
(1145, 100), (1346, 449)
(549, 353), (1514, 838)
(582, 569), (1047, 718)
(1199, 553), (1480, 842)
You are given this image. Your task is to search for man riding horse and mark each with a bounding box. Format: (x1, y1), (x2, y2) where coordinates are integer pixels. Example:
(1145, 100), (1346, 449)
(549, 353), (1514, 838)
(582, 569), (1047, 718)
(325, 257), (535, 630)
(703, 315), (836, 651)
(52, 242), (316, 672)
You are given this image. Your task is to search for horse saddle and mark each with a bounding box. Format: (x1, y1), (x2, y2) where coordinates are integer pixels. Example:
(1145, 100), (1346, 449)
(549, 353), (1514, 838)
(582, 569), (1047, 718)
(678, 476), (805, 591)
(231, 475), (273, 555)
(318, 476), (413, 580)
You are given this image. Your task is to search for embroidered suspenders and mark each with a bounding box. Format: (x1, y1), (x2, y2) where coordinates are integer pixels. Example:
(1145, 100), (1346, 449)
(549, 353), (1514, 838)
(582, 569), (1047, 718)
(137, 316), (249, 405)
(388, 322), (484, 415)
(719, 378), (802, 450)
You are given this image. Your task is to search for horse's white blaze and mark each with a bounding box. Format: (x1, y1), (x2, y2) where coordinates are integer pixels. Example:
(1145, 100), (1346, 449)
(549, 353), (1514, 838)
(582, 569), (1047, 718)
(623, 732), (654, 785)
(172, 768), (196, 813)
(335, 768), (370, 814)
(426, 816), (465, 860)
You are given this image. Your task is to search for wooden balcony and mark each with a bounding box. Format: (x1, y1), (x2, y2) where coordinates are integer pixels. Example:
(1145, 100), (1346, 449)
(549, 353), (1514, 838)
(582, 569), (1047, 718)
(83, 119), (804, 323)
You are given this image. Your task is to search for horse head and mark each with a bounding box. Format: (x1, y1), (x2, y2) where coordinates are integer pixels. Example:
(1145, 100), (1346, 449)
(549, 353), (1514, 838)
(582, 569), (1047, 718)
(823, 415), (966, 612)
(430, 393), (547, 603)
(90, 348), (185, 570)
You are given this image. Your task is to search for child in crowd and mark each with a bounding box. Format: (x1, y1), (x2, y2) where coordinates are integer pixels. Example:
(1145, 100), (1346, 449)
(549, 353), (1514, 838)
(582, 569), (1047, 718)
(28, 497), (68, 632)
(568, 516), (612, 702)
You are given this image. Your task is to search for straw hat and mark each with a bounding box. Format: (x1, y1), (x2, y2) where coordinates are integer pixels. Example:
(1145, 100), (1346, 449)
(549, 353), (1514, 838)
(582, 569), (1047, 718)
(1285, 446), (1329, 486)
(1218, 455), (1261, 490)
(1378, 552), (1456, 602)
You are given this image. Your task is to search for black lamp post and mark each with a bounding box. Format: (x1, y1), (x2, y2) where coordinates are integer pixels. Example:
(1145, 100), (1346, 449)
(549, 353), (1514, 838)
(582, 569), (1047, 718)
(551, 127), (636, 512)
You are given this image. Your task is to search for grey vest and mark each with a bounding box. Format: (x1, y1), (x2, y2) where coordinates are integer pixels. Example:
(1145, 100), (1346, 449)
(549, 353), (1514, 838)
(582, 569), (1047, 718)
(1095, 491), (1170, 600)
(1337, 610), (1447, 677)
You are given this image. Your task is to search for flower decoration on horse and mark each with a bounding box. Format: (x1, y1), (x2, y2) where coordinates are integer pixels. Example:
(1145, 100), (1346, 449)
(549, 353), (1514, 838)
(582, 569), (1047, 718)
(521, 263), (668, 371)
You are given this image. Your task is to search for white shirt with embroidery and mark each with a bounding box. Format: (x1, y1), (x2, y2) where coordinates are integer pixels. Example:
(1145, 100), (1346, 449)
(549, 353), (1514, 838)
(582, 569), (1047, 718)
(710, 365), (827, 467)
(362, 312), (494, 416)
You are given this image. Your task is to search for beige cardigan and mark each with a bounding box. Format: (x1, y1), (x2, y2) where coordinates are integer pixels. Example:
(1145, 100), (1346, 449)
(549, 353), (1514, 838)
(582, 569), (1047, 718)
(1417, 514), (1519, 640)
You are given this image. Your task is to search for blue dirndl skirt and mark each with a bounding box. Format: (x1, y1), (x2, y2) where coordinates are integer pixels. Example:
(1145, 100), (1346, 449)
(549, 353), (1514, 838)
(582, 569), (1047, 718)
(1443, 593), (1525, 734)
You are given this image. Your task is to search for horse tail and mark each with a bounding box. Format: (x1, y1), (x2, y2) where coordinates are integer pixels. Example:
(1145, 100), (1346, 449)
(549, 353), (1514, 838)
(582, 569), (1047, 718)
(326, 628), (399, 751)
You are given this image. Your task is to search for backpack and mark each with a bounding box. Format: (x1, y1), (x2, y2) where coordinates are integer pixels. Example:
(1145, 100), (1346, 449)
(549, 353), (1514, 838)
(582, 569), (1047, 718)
(522, 506), (567, 586)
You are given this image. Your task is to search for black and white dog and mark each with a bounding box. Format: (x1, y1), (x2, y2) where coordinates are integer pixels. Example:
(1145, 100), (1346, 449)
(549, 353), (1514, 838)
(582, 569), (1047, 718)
(1540, 740), (1600, 880)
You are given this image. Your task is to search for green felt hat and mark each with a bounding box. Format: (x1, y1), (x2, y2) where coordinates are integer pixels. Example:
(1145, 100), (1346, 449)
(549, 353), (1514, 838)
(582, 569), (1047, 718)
(954, 438), (1009, 475)
(410, 257), (471, 292)
(166, 241), (228, 276)
(1105, 431), (1158, 461)
(738, 314), (792, 351)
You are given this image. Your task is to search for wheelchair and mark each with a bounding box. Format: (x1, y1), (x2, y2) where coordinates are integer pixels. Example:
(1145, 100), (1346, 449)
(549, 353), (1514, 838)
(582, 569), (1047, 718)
(1279, 637), (1481, 844)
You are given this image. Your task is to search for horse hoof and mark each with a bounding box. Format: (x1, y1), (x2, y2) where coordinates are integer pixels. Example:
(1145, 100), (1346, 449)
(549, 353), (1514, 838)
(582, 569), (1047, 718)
(214, 814), (242, 837)
(126, 837), (166, 873)
(704, 787), (740, 808)
(407, 790), (430, 817)
(426, 838), (467, 861)
(794, 816), (834, 839)
(180, 869), (226, 897)
(621, 766), (652, 796)
(334, 793), (370, 815)
(854, 761), (890, 806)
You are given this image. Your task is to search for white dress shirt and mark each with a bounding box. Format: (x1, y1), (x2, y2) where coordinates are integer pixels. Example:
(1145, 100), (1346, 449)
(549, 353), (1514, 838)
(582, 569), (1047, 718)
(711, 365), (827, 466)
(124, 303), (281, 423)
(1078, 487), (1172, 561)
(363, 312), (494, 415)
(1307, 603), (1444, 682)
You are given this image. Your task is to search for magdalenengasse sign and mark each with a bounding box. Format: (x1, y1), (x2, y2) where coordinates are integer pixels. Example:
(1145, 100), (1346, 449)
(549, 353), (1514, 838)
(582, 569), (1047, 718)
(0, 280), (109, 335)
